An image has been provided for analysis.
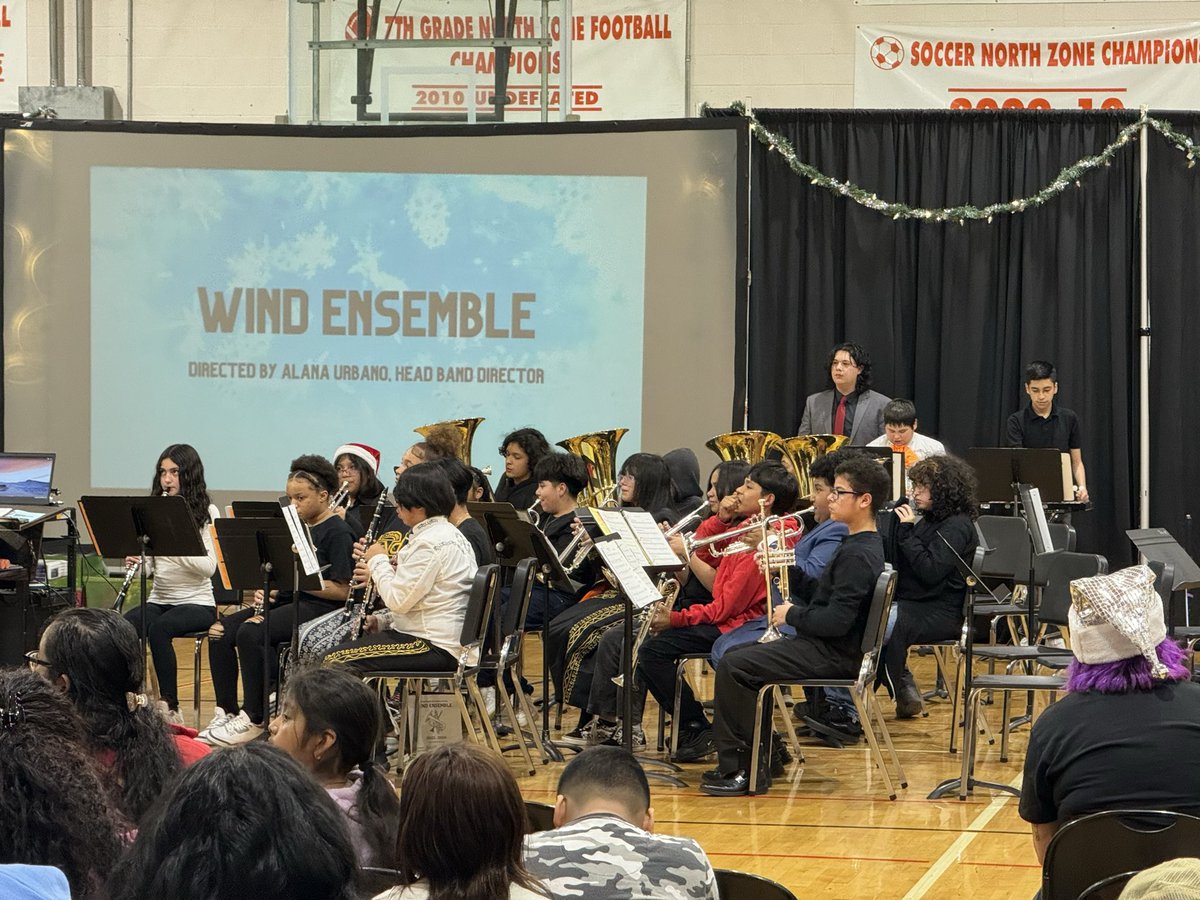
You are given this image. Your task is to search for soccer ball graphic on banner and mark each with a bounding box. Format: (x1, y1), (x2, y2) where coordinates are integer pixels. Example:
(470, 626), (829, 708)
(871, 36), (905, 70)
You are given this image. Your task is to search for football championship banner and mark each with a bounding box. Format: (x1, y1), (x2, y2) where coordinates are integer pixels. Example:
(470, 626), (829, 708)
(855, 23), (1200, 111)
(294, 0), (686, 121)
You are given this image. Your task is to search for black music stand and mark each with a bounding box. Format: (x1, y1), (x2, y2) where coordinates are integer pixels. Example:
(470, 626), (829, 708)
(214, 517), (322, 726)
(78, 496), (204, 688)
(927, 533), (1020, 801)
(1127, 528), (1200, 632)
(230, 501), (286, 519)
(469, 502), (582, 763)
(859, 446), (906, 502)
(967, 447), (1071, 507)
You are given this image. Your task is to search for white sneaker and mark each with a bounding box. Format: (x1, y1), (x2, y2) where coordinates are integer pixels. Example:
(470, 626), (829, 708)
(198, 707), (233, 742)
(482, 686), (497, 717)
(206, 710), (264, 746)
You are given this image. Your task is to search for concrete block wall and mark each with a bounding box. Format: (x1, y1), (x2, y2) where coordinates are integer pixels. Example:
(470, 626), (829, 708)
(18, 1), (1200, 123)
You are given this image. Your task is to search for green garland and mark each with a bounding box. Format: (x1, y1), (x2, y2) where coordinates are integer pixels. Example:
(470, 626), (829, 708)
(716, 101), (1200, 224)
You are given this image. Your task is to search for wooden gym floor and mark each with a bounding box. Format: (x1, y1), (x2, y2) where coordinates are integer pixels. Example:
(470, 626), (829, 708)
(171, 634), (1041, 899)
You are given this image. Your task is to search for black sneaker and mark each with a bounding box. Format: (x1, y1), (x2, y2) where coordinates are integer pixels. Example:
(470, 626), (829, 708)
(672, 726), (715, 763)
(804, 707), (863, 748)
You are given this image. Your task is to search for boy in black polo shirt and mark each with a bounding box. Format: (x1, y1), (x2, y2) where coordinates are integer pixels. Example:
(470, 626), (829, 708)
(1005, 360), (1089, 502)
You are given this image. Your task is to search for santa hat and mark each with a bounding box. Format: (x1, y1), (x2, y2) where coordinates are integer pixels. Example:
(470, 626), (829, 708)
(1068, 564), (1168, 678)
(334, 443), (381, 475)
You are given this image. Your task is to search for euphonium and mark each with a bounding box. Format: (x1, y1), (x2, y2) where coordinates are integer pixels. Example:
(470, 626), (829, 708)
(414, 417), (484, 466)
(705, 430), (782, 464)
(557, 428), (628, 508)
(768, 433), (850, 503)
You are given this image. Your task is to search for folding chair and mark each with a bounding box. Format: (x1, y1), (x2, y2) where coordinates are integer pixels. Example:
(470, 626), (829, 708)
(365, 564), (501, 761)
(491, 558), (547, 767)
(524, 799), (556, 833)
(714, 868), (798, 900)
(747, 567), (905, 798)
(1042, 809), (1200, 900)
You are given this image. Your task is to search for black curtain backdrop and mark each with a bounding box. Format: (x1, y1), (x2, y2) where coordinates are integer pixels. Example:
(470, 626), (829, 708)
(1148, 112), (1200, 564)
(709, 108), (1141, 566)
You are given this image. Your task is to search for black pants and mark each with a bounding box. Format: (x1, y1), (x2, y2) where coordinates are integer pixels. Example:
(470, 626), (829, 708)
(209, 601), (332, 724)
(713, 636), (852, 773)
(636, 624), (721, 730)
(880, 602), (962, 696)
(586, 625), (646, 723)
(323, 630), (457, 673)
(124, 602), (216, 708)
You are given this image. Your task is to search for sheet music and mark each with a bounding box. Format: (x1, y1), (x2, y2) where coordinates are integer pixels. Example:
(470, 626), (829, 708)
(594, 538), (662, 609)
(281, 505), (323, 578)
(592, 508), (645, 559)
(621, 510), (684, 567)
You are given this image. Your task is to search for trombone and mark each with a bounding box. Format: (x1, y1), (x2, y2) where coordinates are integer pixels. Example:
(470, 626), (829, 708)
(328, 480), (351, 509)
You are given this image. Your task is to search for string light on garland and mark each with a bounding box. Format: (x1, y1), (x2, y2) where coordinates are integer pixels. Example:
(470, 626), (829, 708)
(709, 101), (1200, 224)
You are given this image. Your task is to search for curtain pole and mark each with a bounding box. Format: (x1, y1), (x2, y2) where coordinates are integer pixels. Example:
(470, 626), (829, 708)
(1139, 115), (1151, 529)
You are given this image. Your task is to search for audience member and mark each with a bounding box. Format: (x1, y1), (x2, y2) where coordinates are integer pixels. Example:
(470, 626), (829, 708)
(108, 742), (358, 900)
(0, 668), (125, 900)
(33, 607), (207, 823)
(0, 865), (72, 900)
(1120, 858), (1200, 899)
(1020, 565), (1200, 864)
(377, 743), (548, 899)
(525, 746), (718, 899)
(269, 665), (400, 867)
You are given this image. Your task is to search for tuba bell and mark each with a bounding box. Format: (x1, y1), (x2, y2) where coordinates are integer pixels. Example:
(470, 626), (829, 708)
(557, 428), (628, 508)
(414, 417), (484, 467)
(705, 430), (783, 464)
(768, 433), (850, 502)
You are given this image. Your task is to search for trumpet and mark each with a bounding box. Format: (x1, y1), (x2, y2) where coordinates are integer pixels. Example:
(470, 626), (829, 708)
(613, 577), (681, 687)
(329, 480), (350, 509)
(758, 501), (799, 643)
(664, 499), (709, 538)
(522, 501), (541, 524)
(682, 513), (800, 559)
(112, 559), (143, 613)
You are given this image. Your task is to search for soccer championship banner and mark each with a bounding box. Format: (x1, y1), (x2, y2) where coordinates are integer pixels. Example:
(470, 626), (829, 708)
(296, 0), (686, 122)
(855, 23), (1200, 111)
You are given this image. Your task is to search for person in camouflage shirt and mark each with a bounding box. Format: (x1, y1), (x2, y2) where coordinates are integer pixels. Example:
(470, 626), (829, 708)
(524, 747), (717, 900)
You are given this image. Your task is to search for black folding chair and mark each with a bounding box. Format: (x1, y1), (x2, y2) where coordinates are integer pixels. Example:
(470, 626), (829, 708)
(365, 564), (501, 759)
(524, 799), (557, 833)
(1042, 809), (1200, 900)
(715, 868), (798, 900)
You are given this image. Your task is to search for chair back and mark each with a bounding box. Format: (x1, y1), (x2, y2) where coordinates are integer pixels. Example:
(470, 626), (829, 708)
(714, 868), (798, 900)
(1049, 522), (1076, 552)
(458, 564), (501, 648)
(499, 558), (538, 666)
(524, 799), (556, 833)
(1035, 551), (1109, 627)
(854, 567), (897, 690)
(1043, 809), (1200, 900)
(1147, 560), (1180, 631)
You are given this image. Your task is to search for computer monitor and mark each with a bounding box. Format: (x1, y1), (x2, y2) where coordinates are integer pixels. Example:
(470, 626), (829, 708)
(0, 452), (56, 505)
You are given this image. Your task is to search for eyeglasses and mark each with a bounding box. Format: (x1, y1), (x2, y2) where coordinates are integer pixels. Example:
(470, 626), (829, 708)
(828, 488), (865, 501)
(335, 466), (357, 476)
(24, 650), (51, 669)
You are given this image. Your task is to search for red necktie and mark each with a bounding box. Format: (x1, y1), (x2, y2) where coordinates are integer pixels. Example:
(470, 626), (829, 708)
(834, 395), (848, 436)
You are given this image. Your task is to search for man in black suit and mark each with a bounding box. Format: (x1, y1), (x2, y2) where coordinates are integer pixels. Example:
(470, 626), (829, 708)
(797, 342), (890, 445)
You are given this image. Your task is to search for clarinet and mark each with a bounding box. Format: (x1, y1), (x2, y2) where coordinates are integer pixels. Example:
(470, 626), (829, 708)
(112, 559), (143, 612)
(347, 490), (390, 640)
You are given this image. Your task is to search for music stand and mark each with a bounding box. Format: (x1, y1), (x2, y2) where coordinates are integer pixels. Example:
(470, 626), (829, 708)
(468, 503), (581, 762)
(214, 517), (323, 725)
(859, 446), (906, 501)
(967, 447), (1070, 506)
(927, 533), (1020, 801)
(1127, 528), (1200, 632)
(230, 501), (286, 519)
(78, 495), (205, 688)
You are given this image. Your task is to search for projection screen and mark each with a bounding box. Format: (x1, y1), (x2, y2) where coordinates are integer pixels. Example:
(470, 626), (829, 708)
(4, 118), (746, 506)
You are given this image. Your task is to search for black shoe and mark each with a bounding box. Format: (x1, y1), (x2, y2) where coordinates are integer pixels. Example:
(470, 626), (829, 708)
(804, 708), (863, 748)
(702, 765), (722, 782)
(791, 700), (814, 722)
(673, 726), (715, 763)
(699, 765), (771, 797)
(896, 684), (927, 720)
